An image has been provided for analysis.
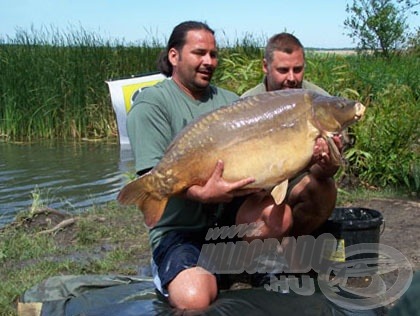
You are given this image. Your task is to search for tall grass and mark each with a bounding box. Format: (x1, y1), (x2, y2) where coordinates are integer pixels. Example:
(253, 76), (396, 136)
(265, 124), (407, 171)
(0, 26), (162, 140)
(0, 27), (418, 192)
(303, 53), (419, 192)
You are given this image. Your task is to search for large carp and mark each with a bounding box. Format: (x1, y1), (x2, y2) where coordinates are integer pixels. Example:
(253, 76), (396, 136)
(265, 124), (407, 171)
(118, 89), (365, 227)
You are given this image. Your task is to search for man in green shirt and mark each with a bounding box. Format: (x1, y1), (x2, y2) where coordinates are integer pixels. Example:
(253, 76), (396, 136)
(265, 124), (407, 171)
(127, 21), (257, 310)
(242, 32), (329, 98)
(238, 33), (341, 241)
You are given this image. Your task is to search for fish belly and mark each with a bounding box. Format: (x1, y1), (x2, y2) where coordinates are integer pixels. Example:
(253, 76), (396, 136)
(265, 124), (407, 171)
(218, 131), (315, 189)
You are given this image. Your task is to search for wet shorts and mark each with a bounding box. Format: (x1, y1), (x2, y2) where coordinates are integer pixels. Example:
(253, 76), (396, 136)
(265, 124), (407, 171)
(151, 230), (223, 296)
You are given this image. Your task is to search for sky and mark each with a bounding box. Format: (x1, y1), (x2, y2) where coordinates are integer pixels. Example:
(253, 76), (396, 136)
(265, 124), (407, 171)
(1, 0), (419, 49)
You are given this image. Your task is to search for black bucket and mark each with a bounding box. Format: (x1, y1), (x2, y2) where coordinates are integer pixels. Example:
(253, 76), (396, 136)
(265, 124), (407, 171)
(316, 207), (384, 261)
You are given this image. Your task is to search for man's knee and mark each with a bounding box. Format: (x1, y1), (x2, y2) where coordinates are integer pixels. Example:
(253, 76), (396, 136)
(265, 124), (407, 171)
(311, 176), (337, 212)
(264, 202), (293, 238)
(236, 194), (293, 241)
(168, 267), (217, 310)
(289, 175), (337, 236)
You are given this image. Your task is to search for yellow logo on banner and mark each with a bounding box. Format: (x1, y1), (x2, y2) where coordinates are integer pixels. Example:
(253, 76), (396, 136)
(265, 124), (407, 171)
(122, 79), (163, 113)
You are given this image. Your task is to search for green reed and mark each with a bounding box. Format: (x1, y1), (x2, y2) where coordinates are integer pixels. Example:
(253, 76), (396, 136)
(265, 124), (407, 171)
(0, 26), (162, 140)
(304, 52), (419, 193)
(215, 49), (419, 192)
(0, 27), (418, 192)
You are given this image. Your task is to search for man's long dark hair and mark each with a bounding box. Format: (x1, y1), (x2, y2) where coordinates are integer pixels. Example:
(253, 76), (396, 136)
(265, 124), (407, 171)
(157, 21), (215, 76)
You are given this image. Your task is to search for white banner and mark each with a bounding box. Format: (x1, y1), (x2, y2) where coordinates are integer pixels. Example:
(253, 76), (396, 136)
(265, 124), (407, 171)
(106, 72), (166, 147)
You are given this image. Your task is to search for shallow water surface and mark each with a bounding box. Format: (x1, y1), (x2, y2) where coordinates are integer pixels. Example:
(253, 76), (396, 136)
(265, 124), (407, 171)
(0, 141), (134, 227)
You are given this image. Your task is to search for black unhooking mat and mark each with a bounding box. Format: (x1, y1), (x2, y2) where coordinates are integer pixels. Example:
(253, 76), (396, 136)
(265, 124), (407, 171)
(17, 274), (385, 316)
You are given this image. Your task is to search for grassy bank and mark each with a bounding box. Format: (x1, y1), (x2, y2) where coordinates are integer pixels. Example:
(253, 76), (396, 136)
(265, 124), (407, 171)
(0, 187), (417, 315)
(0, 201), (148, 316)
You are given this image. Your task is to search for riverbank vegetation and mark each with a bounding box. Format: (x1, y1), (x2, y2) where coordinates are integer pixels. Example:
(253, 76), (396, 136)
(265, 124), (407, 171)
(0, 27), (163, 141)
(1, 27), (418, 193)
(0, 200), (148, 316)
(0, 186), (416, 315)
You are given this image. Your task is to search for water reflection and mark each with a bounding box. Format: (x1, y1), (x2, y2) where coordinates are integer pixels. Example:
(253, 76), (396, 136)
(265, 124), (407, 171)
(0, 141), (135, 227)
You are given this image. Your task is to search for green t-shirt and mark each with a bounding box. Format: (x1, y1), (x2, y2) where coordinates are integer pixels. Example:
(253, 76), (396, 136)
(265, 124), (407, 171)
(241, 79), (330, 98)
(127, 79), (238, 250)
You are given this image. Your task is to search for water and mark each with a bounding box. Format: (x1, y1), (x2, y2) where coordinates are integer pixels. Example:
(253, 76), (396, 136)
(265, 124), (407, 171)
(0, 141), (135, 227)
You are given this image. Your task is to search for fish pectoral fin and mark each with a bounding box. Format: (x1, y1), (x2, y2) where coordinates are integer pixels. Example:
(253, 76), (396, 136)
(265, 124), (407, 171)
(270, 180), (288, 205)
(314, 106), (342, 131)
(325, 136), (343, 166)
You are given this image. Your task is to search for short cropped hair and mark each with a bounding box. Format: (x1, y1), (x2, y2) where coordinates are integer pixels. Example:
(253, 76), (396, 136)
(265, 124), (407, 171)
(264, 32), (305, 64)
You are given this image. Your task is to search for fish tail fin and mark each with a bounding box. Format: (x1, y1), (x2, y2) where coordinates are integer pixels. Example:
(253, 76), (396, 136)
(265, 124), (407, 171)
(117, 173), (168, 228)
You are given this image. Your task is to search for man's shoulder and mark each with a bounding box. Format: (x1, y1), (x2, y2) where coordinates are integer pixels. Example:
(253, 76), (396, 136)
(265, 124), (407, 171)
(127, 79), (174, 118)
(302, 80), (330, 96)
(131, 79), (177, 106)
(241, 83), (266, 98)
(137, 80), (237, 102)
(211, 85), (239, 101)
(135, 78), (172, 98)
